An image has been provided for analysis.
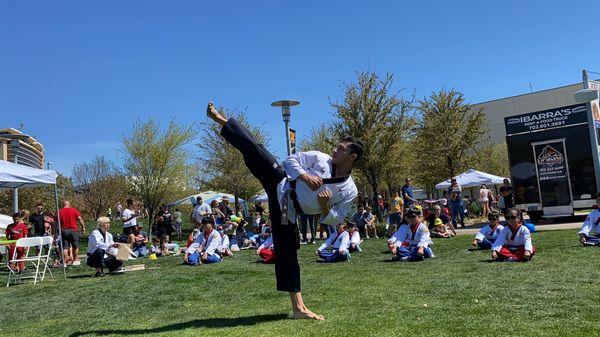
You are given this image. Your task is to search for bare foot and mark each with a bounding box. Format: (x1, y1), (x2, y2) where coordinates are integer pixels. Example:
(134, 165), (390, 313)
(206, 102), (227, 126)
(292, 307), (325, 320)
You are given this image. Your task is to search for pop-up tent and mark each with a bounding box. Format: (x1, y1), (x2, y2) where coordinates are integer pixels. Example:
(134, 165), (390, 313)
(435, 169), (508, 190)
(248, 191), (268, 203)
(0, 160), (65, 278)
(168, 191), (246, 207)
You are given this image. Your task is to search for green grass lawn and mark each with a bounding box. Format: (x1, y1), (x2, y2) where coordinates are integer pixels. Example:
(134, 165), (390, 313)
(2, 228), (600, 337)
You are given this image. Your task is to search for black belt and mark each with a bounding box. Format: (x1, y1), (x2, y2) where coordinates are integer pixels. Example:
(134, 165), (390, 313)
(288, 176), (350, 215)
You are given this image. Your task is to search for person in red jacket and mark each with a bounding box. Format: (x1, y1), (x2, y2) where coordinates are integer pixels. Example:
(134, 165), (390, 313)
(6, 212), (29, 271)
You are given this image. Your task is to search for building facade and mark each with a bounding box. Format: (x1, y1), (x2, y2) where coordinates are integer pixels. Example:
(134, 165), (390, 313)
(0, 128), (45, 169)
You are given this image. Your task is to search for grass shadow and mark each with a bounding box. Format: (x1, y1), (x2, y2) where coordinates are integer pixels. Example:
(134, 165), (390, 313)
(69, 313), (289, 337)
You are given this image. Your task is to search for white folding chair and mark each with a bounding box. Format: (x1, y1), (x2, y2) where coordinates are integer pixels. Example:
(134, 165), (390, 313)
(40, 236), (54, 281)
(6, 237), (44, 287)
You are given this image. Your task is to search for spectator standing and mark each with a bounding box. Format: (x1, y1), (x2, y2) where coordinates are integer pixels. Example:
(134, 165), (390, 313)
(401, 178), (418, 207)
(211, 200), (226, 225)
(172, 208), (183, 239)
(221, 197), (235, 216)
(29, 203), (46, 237)
(351, 205), (372, 239)
(116, 202), (123, 218)
(499, 179), (514, 215)
(192, 196), (212, 225)
(387, 190), (404, 237)
(479, 184), (492, 217)
(121, 199), (140, 246)
(254, 202), (265, 216)
(300, 214), (316, 245)
(59, 200), (86, 266)
(448, 179), (465, 228)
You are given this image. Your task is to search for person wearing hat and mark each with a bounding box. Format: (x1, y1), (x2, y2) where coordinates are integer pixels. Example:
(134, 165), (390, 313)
(347, 222), (362, 253)
(471, 211), (504, 249)
(430, 217), (454, 238)
(491, 208), (535, 262)
(426, 205), (455, 236)
(578, 193), (600, 246)
(316, 222), (351, 263)
(86, 217), (123, 277)
(388, 207), (433, 262)
(132, 223), (149, 257)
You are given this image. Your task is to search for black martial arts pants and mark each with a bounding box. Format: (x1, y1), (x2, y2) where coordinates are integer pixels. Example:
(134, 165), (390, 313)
(220, 118), (301, 292)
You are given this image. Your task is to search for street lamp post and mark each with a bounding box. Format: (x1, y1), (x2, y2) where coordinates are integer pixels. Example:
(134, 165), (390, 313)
(11, 139), (20, 213)
(271, 100), (300, 156)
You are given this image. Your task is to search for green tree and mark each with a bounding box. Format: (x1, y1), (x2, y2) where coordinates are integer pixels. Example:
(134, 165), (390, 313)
(122, 119), (195, 235)
(330, 71), (414, 206)
(299, 123), (336, 154)
(197, 108), (266, 211)
(0, 174), (75, 216)
(471, 142), (510, 178)
(414, 88), (488, 192)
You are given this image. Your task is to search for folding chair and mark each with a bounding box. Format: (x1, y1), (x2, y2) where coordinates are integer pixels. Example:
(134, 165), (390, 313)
(40, 236), (54, 281)
(6, 237), (44, 287)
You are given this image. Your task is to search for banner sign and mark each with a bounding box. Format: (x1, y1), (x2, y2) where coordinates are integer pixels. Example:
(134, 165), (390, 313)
(505, 104), (588, 135)
(533, 140), (571, 207)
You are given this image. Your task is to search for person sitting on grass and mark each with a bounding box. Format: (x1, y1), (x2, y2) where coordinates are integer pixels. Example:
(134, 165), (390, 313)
(86, 217), (124, 277)
(257, 235), (275, 264)
(316, 222), (350, 263)
(184, 220), (222, 266)
(364, 206), (378, 239)
(430, 217), (455, 238)
(491, 208), (535, 262)
(427, 205), (456, 235)
(348, 222), (362, 253)
(578, 193), (600, 246)
(471, 211), (503, 250)
(131, 224), (148, 257)
(216, 224), (233, 257)
(388, 207), (433, 262)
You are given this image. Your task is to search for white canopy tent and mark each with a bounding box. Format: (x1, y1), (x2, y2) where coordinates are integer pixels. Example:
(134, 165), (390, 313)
(435, 169), (508, 190)
(0, 160), (66, 279)
(168, 191), (246, 207)
(248, 191), (268, 203)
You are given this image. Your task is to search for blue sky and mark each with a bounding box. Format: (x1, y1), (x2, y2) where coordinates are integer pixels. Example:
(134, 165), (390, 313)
(1, 1), (599, 175)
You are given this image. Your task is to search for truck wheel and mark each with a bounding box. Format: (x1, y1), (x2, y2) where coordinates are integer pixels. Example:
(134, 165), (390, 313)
(527, 211), (543, 223)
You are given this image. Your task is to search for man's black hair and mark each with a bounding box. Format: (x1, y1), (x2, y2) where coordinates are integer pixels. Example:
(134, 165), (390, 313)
(341, 135), (365, 162)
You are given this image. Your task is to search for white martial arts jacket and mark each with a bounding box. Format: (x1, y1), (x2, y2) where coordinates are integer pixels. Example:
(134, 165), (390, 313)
(258, 236), (273, 250)
(185, 229), (221, 256)
(579, 209), (600, 236)
(219, 233), (230, 251)
(349, 230), (361, 246)
(278, 151), (358, 225)
(492, 225), (533, 252)
(87, 229), (118, 256)
(387, 223), (431, 250)
(318, 230), (350, 252)
(475, 223), (504, 242)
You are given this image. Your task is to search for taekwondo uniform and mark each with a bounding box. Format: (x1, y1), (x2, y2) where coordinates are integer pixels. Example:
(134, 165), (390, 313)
(578, 209), (600, 245)
(258, 236), (275, 264)
(185, 229), (222, 265)
(474, 223), (504, 249)
(220, 119), (357, 292)
(348, 229), (362, 252)
(317, 230), (350, 263)
(491, 225), (535, 261)
(87, 229), (122, 272)
(388, 222), (433, 261)
(218, 231), (232, 257)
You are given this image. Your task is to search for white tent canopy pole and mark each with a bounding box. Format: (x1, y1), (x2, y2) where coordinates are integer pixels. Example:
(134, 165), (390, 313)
(0, 160), (66, 279)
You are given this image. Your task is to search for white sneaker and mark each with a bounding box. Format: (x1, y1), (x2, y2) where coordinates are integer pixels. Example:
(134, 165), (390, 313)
(71, 260), (81, 266)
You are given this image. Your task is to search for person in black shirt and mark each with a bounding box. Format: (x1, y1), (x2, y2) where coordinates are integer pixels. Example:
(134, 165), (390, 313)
(499, 179), (514, 215)
(426, 205), (456, 235)
(29, 203), (46, 237)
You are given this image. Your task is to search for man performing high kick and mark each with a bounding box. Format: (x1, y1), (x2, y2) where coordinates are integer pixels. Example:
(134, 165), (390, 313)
(206, 102), (362, 320)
